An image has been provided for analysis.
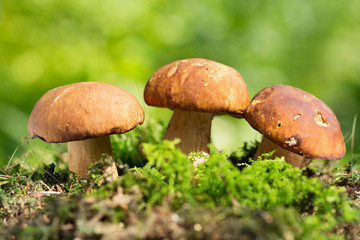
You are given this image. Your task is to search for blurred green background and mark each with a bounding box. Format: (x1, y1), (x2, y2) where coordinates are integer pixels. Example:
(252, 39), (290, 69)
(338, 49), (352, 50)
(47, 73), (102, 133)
(1, 0), (360, 166)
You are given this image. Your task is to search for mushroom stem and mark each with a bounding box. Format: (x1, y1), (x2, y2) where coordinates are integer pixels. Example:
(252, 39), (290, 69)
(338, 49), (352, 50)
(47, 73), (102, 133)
(67, 135), (118, 179)
(164, 109), (214, 156)
(254, 136), (312, 169)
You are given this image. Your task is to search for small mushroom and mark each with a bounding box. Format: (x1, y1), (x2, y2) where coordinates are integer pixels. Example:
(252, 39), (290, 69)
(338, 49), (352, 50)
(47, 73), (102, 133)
(144, 58), (249, 165)
(28, 82), (144, 178)
(245, 84), (346, 168)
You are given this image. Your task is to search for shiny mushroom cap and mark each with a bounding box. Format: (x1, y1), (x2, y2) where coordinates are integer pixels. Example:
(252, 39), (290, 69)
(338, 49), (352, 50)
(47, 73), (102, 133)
(28, 82), (144, 143)
(144, 58), (249, 116)
(245, 84), (346, 160)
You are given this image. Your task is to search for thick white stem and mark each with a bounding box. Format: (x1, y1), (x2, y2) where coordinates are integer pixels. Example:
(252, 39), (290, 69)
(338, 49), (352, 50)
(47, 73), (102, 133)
(67, 135), (118, 179)
(254, 136), (312, 169)
(164, 110), (214, 163)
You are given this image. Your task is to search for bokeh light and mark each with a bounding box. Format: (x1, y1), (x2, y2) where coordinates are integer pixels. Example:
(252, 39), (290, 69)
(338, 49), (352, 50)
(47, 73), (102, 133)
(1, 0), (359, 165)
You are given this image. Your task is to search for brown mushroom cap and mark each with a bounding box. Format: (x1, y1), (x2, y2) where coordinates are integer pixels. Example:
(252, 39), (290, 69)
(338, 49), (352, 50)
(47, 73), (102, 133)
(28, 82), (144, 143)
(245, 84), (346, 160)
(144, 58), (249, 116)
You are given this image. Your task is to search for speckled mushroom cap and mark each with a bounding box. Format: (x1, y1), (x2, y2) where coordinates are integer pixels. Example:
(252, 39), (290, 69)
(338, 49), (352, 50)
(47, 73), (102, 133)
(144, 58), (249, 116)
(28, 82), (144, 143)
(245, 84), (346, 160)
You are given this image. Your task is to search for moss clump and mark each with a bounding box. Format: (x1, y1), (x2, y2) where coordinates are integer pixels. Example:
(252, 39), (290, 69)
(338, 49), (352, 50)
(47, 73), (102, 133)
(119, 140), (359, 238)
(1, 121), (359, 239)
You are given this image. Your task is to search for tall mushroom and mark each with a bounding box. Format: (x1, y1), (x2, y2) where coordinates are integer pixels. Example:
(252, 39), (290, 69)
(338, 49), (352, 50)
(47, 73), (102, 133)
(245, 84), (346, 168)
(28, 82), (144, 178)
(144, 58), (249, 164)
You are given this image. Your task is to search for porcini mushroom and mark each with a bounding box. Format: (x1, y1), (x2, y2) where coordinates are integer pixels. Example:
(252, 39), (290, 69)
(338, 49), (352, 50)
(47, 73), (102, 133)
(245, 84), (346, 168)
(28, 82), (144, 178)
(144, 58), (249, 165)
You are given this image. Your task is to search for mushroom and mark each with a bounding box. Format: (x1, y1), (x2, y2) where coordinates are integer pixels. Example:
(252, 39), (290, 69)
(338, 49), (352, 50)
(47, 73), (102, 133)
(28, 82), (144, 178)
(245, 84), (346, 168)
(144, 58), (249, 165)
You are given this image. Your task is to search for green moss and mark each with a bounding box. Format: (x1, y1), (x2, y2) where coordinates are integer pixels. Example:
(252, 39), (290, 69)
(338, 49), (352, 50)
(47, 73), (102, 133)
(117, 140), (359, 237)
(1, 121), (359, 239)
